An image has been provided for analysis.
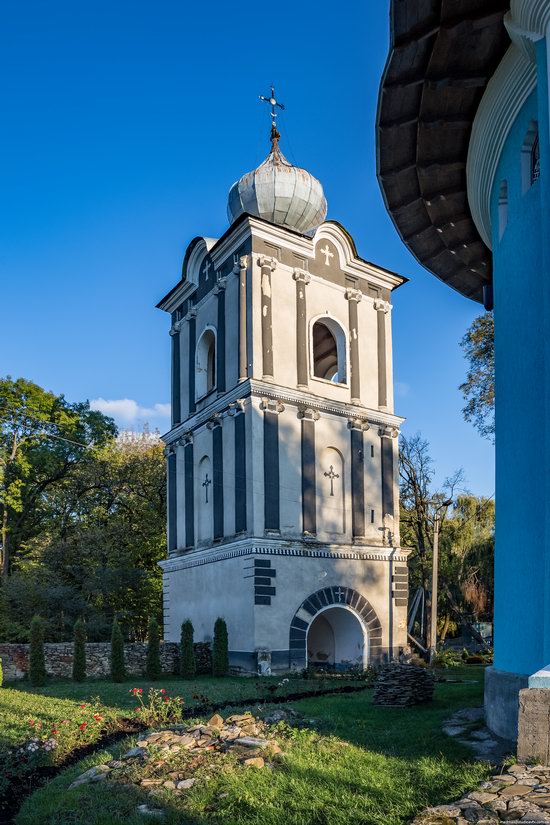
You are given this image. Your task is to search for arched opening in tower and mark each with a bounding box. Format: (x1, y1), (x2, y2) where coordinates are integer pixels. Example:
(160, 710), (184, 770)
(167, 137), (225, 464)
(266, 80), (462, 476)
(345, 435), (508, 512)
(312, 321), (341, 382)
(307, 607), (366, 671)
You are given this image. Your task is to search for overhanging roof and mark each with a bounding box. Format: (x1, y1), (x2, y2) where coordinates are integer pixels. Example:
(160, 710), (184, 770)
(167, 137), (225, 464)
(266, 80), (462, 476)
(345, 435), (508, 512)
(377, 0), (510, 303)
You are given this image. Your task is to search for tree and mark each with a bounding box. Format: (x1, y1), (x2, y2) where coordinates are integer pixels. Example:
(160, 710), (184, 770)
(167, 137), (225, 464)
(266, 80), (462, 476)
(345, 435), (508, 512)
(180, 620), (196, 679)
(399, 433), (494, 650)
(29, 615), (46, 686)
(0, 429), (166, 643)
(146, 616), (162, 680)
(110, 618), (126, 682)
(72, 618), (87, 682)
(0, 376), (116, 579)
(459, 312), (494, 440)
(212, 617), (229, 677)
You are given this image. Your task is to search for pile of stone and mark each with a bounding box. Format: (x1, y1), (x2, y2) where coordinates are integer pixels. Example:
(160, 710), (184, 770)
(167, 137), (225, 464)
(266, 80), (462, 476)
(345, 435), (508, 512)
(372, 663), (435, 707)
(69, 712), (283, 792)
(412, 763), (550, 824)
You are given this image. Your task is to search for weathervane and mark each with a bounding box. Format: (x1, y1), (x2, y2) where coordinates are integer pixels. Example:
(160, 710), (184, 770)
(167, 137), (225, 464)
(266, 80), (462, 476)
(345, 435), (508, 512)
(259, 86), (285, 146)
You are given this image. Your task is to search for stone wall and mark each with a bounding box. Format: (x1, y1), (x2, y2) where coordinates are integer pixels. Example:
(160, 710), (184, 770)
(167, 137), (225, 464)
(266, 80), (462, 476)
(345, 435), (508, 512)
(0, 642), (213, 682)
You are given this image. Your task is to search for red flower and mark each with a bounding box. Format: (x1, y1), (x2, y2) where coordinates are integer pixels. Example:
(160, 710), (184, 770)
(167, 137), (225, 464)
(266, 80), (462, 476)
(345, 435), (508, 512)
(28, 720), (35, 727)
(79, 704), (86, 709)
(138, 688), (143, 694)
(160, 689), (166, 694)
(52, 729), (59, 735)
(93, 714), (103, 722)
(79, 723), (87, 730)
(164, 697), (170, 703)
(135, 707), (141, 713)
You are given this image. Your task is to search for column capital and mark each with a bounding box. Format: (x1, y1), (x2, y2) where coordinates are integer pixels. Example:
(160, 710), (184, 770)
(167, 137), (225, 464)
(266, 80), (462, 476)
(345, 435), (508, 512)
(227, 399), (245, 416)
(260, 397), (285, 414)
(379, 425), (398, 439)
(293, 268), (311, 285)
(164, 444), (176, 457)
(184, 307), (197, 321)
(258, 256), (277, 271)
(232, 254), (249, 274)
(213, 276), (227, 294)
(373, 298), (391, 313)
(169, 322), (181, 337)
(345, 288), (363, 303)
(348, 416), (370, 432)
(206, 413), (223, 430)
(297, 407), (320, 421)
(175, 431), (193, 447)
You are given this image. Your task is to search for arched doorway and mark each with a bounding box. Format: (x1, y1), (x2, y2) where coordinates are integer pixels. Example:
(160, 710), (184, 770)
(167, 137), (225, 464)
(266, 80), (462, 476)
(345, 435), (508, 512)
(289, 586), (383, 671)
(307, 606), (366, 670)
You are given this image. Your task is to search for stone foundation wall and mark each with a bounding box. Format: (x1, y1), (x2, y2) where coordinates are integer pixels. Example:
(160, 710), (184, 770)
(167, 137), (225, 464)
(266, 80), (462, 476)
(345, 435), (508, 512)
(0, 642), (185, 682)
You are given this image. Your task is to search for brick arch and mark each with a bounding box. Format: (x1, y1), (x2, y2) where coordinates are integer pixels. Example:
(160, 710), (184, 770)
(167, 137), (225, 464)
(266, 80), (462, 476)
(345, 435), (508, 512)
(288, 586), (382, 670)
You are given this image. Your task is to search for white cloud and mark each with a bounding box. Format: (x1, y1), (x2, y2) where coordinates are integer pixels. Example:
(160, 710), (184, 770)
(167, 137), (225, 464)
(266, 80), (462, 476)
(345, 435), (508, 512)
(90, 398), (170, 424)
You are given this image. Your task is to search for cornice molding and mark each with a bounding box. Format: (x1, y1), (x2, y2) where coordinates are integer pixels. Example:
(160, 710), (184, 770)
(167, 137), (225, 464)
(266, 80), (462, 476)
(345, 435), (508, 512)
(159, 538), (410, 574)
(161, 379), (404, 444)
(467, 33), (538, 249)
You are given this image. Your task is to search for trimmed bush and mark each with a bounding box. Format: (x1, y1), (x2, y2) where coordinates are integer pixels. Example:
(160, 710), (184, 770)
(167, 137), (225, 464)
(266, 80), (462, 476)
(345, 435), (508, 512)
(0, 655), (3, 687)
(29, 615), (46, 687)
(72, 619), (87, 682)
(146, 616), (162, 681)
(180, 620), (196, 679)
(110, 618), (126, 682)
(212, 617), (229, 677)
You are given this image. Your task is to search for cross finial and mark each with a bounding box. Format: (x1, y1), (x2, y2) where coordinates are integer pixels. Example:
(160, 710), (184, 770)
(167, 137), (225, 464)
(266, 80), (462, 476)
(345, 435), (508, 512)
(259, 85), (285, 147)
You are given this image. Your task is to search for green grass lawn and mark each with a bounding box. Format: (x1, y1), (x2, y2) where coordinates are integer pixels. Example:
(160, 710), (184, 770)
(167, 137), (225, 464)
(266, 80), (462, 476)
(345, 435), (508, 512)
(14, 668), (493, 825)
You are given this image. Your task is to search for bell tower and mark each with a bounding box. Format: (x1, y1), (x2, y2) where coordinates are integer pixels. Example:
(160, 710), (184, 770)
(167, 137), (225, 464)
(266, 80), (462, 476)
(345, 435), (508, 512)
(157, 95), (409, 673)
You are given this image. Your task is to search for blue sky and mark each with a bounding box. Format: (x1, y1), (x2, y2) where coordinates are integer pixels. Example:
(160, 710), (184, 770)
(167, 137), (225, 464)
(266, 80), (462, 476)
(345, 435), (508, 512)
(0, 1), (495, 495)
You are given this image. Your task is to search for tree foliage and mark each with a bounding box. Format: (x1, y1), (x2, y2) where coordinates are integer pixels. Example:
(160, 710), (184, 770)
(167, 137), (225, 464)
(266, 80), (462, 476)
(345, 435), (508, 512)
(72, 618), (87, 682)
(400, 434), (494, 648)
(459, 313), (494, 440)
(110, 618), (126, 682)
(0, 397), (166, 642)
(0, 376), (116, 580)
(146, 616), (162, 681)
(29, 615), (46, 686)
(212, 617), (229, 677)
(180, 620), (196, 679)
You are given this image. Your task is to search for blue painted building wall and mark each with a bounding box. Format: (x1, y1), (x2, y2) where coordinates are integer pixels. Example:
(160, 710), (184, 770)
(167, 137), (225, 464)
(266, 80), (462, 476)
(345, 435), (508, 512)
(490, 40), (550, 677)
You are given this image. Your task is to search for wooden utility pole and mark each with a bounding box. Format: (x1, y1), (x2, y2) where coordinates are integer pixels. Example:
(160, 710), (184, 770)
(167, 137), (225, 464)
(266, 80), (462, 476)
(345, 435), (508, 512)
(429, 511), (441, 664)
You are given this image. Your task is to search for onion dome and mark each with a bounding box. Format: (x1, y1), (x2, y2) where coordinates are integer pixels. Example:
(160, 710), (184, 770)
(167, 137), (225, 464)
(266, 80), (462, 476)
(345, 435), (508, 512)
(227, 126), (327, 236)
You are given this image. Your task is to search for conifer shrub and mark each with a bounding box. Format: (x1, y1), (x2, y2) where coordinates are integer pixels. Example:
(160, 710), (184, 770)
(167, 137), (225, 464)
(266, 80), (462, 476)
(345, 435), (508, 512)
(212, 617), (229, 677)
(146, 616), (162, 681)
(180, 619), (196, 679)
(110, 618), (126, 683)
(72, 618), (87, 682)
(29, 615), (46, 687)
(0, 655), (3, 687)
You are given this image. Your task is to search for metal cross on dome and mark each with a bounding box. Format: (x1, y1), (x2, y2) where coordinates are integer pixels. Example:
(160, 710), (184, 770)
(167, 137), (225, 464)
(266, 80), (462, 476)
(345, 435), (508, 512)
(259, 85), (285, 128)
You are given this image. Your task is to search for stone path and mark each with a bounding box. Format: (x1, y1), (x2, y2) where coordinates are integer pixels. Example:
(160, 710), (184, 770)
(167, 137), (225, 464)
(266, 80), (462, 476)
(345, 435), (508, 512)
(412, 764), (550, 823)
(442, 707), (513, 764)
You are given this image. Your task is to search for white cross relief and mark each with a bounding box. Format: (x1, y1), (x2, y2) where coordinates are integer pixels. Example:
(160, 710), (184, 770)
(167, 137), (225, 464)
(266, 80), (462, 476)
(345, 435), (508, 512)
(320, 244), (334, 266)
(202, 259), (211, 280)
(335, 587), (345, 602)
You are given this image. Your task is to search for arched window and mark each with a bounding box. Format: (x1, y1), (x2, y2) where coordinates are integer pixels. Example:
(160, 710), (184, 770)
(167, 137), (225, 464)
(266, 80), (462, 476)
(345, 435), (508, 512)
(521, 121), (540, 193)
(196, 327), (216, 399)
(498, 179), (508, 241)
(311, 318), (347, 384)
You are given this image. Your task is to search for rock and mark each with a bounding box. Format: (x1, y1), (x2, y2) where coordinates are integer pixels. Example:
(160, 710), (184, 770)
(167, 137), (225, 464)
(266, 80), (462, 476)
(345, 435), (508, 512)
(443, 725), (467, 737)
(500, 785), (534, 797)
(141, 779), (165, 787)
(136, 804), (165, 818)
(123, 746), (148, 759)
(244, 757), (265, 768)
(69, 764), (111, 789)
(208, 714), (224, 729)
(470, 792), (498, 804)
(235, 737), (269, 748)
(163, 780), (176, 790)
(177, 778), (196, 790)
(136, 740), (149, 747)
(268, 743), (283, 756)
